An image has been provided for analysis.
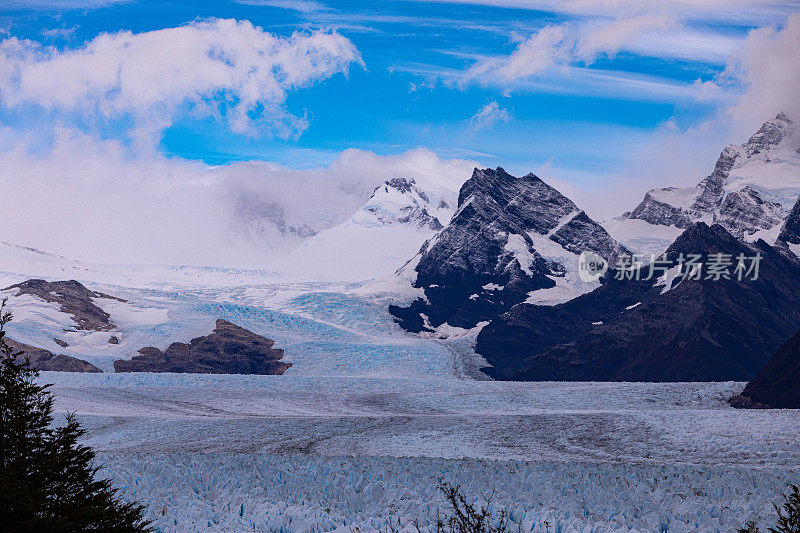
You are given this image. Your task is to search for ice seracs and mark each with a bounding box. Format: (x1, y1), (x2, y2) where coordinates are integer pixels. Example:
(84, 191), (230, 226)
(390, 167), (628, 334)
(606, 113), (800, 255)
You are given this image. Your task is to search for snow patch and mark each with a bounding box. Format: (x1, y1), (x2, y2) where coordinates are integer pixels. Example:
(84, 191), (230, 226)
(419, 320), (489, 340)
(654, 264), (684, 294)
(503, 233), (534, 276)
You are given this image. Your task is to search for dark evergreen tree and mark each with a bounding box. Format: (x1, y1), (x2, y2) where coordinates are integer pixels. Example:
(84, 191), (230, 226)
(0, 299), (151, 532)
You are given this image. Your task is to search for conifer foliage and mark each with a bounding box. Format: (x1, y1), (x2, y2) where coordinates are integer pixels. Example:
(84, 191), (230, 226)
(0, 299), (151, 532)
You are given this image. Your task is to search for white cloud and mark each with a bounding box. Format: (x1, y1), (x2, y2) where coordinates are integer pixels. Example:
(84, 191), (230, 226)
(415, 0), (791, 85)
(575, 13), (678, 61)
(0, 129), (475, 266)
(469, 101), (511, 131)
(456, 13), (737, 88)
(462, 23), (573, 83)
(713, 12), (800, 133)
(0, 19), (362, 141)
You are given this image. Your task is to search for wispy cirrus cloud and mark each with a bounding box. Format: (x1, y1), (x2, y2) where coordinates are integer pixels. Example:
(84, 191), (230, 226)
(234, 0), (331, 13)
(407, 0), (798, 25)
(455, 14), (743, 88)
(398, 60), (714, 103)
(0, 19), (363, 142)
(0, 0), (132, 10)
(575, 13), (678, 61)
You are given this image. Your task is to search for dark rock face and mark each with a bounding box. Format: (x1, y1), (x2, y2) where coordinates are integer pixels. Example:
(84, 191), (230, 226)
(729, 328), (800, 409)
(717, 187), (786, 237)
(476, 223), (800, 382)
(777, 196), (800, 246)
(3, 279), (124, 331)
(390, 167), (627, 331)
(628, 191), (694, 228)
(5, 337), (101, 372)
(114, 319), (291, 375)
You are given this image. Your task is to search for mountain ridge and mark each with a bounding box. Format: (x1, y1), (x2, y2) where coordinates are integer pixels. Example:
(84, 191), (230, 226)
(476, 222), (800, 381)
(390, 167), (628, 334)
(606, 113), (800, 255)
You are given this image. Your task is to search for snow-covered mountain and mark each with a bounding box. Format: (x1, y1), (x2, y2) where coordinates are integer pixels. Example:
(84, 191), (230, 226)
(606, 113), (800, 255)
(270, 177), (460, 281)
(390, 167), (628, 335)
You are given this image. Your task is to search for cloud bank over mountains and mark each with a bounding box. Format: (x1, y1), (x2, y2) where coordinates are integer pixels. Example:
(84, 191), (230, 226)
(0, 4), (797, 267)
(0, 125), (475, 266)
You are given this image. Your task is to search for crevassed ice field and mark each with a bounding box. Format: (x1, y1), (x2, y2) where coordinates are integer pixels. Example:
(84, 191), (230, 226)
(3, 259), (799, 532)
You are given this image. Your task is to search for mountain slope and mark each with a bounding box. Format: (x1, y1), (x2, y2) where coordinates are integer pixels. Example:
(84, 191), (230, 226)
(270, 177), (459, 281)
(476, 222), (800, 382)
(390, 167), (628, 333)
(729, 328), (800, 409)
(606, 113), (800, 255)
(775, 195), (800, 259)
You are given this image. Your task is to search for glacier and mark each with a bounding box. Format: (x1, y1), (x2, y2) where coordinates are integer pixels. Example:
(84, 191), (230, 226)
(4, 241), (800, 532)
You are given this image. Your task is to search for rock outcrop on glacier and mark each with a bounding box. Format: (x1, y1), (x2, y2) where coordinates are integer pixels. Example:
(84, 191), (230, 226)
(606, 113), (800, 254)
(730, 328), (800, 409)
(4, 337), (101, 372)
(271, 176), (461, 281)
(114, 319), (291, 375)
(3, 279), (125, 331)
(390, 167), (628, 333)
(475, 222), (800, 382)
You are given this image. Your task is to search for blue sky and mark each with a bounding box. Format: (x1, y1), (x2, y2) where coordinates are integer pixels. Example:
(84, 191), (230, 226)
(2, 0), (795, 178)
(0, 0), (798, 265)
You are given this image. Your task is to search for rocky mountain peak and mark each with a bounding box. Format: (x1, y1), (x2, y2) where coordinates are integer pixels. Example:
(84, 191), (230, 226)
(744, 111), (794, 157)
(384, 177), (417, 195)
(360, 176), (448, 231)
(608, 113), (799, 254)
(390, 167), (627, 334)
